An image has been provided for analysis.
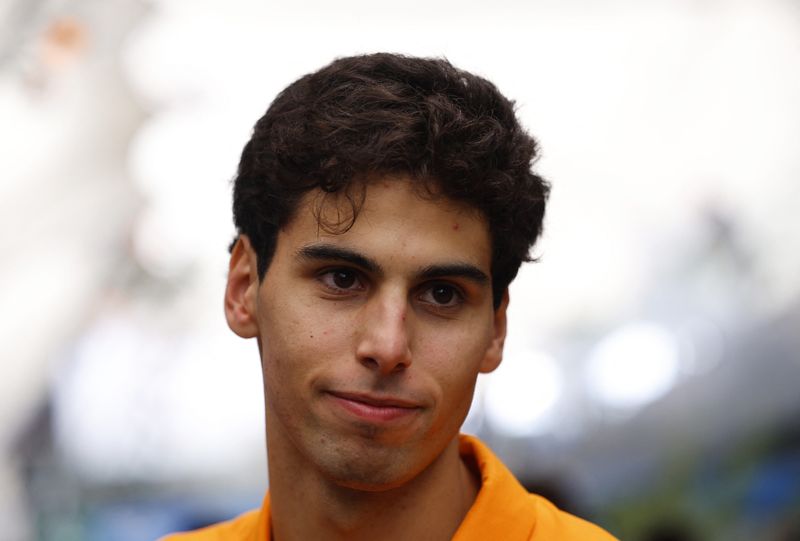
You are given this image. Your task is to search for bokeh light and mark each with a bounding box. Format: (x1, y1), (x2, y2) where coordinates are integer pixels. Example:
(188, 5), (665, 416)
(585, 322), (681, 411)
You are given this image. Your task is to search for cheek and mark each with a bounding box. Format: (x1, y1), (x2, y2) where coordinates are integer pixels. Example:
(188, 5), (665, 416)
(260, 302), (352, 382)
(421, 317), (494, 368)
(419, 324), (492, 395)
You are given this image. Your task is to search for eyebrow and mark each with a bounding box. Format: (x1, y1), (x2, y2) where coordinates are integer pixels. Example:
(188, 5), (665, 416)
(416, 263), (489, 285)
(296, 243), (489, 285)
(297, 244), (382, 274)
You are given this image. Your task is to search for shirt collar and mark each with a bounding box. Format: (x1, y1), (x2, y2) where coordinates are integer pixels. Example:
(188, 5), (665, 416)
(451, 434), (537, 540)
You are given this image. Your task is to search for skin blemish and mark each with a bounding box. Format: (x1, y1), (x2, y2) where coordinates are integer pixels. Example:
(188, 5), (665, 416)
(452, 222), (460, 231)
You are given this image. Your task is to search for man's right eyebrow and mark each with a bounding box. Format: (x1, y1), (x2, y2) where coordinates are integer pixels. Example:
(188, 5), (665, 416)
(296, 244), (382, 274)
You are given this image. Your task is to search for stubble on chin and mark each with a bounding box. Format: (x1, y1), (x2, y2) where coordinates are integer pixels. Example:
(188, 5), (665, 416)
(310, 431), (425, 492)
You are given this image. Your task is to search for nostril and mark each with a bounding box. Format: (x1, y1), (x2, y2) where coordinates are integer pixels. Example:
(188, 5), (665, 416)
(391, 362), (407, 374)
(360, 356), (380, 370)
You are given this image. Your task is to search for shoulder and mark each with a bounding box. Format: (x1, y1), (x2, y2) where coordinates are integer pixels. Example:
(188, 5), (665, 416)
(527, 494), (618, 541)
(455, 435), (618, 541)
(158, 508), (261, 541)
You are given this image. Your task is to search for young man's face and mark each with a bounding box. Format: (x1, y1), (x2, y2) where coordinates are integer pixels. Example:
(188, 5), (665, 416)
(225, 177), (507, 490)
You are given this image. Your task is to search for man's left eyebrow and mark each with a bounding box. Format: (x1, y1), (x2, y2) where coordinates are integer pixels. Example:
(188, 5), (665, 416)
(416, 263), (489, 285)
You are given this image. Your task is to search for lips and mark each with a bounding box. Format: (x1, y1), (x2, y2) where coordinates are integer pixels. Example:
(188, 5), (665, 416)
(326, 391), (422, 423)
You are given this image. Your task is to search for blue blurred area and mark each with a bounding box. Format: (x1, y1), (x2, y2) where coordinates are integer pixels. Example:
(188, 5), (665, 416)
(34, 494), (262, 541)
(84, 497), (257, 541)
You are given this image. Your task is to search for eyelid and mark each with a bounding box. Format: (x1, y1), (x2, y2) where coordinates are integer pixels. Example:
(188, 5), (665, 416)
(314, 266), (472, 308)
(316, 266), (367, 292)
(416, 281), (466, 308)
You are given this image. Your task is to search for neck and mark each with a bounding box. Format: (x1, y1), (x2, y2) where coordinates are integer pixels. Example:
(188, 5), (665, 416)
(266, 435), (480, 541)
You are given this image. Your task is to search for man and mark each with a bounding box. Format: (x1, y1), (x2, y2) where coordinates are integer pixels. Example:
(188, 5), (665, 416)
(163, 53), (617, 540)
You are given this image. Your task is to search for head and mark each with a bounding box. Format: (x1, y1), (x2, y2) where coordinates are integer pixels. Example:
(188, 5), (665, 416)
(232, 53), (549, 309)
(224, 53), (549, 491)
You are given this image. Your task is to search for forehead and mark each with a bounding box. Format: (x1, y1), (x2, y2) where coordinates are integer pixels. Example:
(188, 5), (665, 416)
(280, 178), (492, 271)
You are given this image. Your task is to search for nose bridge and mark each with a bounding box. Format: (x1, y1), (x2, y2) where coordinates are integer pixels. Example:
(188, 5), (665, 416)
(356, 285), (412, 373)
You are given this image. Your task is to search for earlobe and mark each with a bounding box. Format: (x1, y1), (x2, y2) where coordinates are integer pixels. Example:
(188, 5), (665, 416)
(479, 289), (509, 374)
(224, 235), (260, 338)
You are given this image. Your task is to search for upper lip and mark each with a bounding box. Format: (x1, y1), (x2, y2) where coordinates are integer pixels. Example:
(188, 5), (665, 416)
(328, 391), (422, 409)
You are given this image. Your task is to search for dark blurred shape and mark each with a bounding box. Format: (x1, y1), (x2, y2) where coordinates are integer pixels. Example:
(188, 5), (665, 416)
(521, 476), (578, 516)
(640, 519), (698, 541)
(773, 516), (800, 541)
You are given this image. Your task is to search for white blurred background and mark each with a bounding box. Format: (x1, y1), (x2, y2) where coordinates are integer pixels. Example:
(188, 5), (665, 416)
(1, 1), (799, 539)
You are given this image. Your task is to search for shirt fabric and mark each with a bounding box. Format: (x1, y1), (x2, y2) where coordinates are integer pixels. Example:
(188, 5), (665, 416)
(161, 435), (617, 540)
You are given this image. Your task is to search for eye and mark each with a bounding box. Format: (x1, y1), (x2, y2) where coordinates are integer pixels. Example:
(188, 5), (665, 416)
(419, 283), (463, 308)
(318, 268), (363, 292)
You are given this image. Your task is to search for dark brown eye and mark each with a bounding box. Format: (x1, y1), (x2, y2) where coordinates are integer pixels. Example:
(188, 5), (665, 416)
(332, 270), (357, 289)
(431, 285), (455, 305)
(420, 282), (463, 309)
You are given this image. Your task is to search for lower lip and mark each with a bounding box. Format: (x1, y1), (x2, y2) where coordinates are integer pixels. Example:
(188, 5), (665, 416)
(328, 394), (420, 423)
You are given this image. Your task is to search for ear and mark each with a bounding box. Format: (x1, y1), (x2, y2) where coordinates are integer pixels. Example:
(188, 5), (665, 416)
(479, 289), (509, 374)
(224, 235), (260, 338)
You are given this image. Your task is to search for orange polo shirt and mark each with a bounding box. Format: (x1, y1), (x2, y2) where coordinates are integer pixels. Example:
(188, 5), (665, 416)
(162, 435), (617, 540)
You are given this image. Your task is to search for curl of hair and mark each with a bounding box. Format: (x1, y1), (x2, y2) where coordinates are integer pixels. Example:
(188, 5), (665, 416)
(233, 53), (549, 308)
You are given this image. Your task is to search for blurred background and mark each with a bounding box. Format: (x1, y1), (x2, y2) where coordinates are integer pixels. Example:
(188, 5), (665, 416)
(1, 0), (799, 539)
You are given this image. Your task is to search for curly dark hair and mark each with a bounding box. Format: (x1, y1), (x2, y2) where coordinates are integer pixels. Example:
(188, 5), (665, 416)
(232, 53), (549, 308)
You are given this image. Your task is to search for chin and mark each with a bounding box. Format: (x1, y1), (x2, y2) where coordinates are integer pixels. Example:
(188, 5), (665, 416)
(314, 439), (422, 492)
(325, 462), (416, 493)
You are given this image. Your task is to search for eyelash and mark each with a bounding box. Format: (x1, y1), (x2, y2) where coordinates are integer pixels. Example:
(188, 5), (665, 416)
(418, 283), (464, 309)
(316, 268), (465, 310)
(317, 268), (365, 293)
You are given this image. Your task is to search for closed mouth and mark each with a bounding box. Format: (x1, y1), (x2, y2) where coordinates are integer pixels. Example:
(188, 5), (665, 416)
(327, 391), (421, 409)
(325, 391), (423, 423)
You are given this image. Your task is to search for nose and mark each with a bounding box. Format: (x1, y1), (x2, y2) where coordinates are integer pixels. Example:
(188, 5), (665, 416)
(355, 289), (412, 375)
